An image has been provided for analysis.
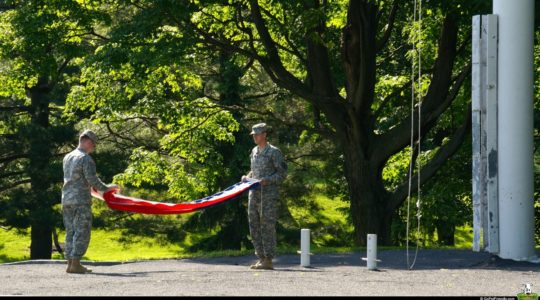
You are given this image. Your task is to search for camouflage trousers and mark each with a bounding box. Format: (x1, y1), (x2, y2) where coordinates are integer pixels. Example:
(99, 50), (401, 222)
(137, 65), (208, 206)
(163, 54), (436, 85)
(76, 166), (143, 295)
(62, 205), (92, 260)
(248, 186), (279, 259)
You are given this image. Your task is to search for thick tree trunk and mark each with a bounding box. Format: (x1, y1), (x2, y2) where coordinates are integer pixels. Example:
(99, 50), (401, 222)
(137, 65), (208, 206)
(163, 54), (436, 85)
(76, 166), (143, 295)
(27, 78), (53, 259)
(435, 221), (455, 246)
(342, 132), (392, 246)
(338, 1), (392, 246)
(30, 226), (53, 259)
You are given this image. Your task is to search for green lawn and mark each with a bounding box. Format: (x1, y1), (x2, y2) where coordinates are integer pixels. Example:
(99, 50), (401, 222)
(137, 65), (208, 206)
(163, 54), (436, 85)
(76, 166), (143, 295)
(0, 228), (190, 263)
(0, 229), (29, 263)
(0, 227), (351, 263)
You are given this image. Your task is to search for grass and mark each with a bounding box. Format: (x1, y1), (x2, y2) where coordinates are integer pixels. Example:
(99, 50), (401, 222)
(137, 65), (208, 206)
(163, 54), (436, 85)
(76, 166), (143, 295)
(287, 183), (354, 247)
(453, 224), (474, 249)
(0, 227), (191, 263)
(0, 229), (30, 263)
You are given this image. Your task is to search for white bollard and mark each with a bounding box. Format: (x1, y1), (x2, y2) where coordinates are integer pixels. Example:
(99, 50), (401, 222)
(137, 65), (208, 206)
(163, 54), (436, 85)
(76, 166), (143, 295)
(366, 234), (378, 270)
(300, 229), (310, 267)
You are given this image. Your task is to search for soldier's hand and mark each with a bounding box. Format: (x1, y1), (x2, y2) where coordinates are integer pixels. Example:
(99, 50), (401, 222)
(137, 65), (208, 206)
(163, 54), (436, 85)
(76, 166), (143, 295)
(106, 184), (120, 193)
(241, 176), (248, 182)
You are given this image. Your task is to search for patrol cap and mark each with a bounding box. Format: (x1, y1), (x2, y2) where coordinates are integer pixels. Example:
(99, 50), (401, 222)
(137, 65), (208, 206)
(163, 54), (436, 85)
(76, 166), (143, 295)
(79, 129), (98, 144)
(250, 123), (267, 135)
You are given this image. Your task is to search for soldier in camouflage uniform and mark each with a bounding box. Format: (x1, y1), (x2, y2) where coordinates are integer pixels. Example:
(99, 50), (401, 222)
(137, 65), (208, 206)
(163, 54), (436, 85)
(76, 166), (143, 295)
(241, 123), (287, 270)
(62, 130), (118, 274)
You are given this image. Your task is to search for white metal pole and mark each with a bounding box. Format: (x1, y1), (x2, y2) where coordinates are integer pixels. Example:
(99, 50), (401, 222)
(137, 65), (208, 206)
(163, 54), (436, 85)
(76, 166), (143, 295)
(300, 229), (310, 267)
(493, 0), (536, 261)
(366, 234), (377, 270)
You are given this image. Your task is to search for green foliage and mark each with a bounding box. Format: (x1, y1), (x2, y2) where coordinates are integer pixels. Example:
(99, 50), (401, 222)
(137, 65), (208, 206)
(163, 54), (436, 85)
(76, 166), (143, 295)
(0, 1), (110, 259)
(399, 141), (472, 247)
(0, 1), (109, 95)
(65, 1), (240, 200)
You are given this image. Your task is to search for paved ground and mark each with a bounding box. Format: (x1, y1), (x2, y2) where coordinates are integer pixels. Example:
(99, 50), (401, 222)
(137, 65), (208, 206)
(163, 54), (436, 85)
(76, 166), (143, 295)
(0, 249), (538, 296)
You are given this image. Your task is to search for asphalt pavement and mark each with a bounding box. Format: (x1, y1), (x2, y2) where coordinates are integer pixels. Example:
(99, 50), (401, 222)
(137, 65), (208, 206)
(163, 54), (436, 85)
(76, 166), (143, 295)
(0, 249), (538, 296)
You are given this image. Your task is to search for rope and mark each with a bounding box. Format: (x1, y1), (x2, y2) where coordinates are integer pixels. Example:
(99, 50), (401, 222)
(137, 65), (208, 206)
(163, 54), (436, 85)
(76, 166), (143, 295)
(406, 0), (422, 271)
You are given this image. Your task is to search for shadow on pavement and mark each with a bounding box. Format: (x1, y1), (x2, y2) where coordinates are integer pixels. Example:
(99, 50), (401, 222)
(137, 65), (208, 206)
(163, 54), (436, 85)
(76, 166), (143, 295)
(178, 249), (540, 272)
(88, 270), (176, 277)
(3, 250), (538, 273)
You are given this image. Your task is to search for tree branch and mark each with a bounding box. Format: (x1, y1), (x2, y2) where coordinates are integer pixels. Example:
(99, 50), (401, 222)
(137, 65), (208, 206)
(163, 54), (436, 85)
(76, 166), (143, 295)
(242, 91), (278, 101)
(0, 106), (30, 113)
(0, 171), (25, 179)
(373, 15), (460, 165)
(259, 6), (306, 65)
(0, 179), (31, 193)
(0, 3), (18, 11)
(304, 0), (342, 110)
(247, 0), (323, 104)
(374, 80), (412, 118)
(0, 154), (28, 165)
(388, 105), (472, 211)
(286, 152), (338, 161)
(210, 101), (334, 139)
(240, 57), (255, 76)
(90, 29), (109, 41)
(248, 0), (281, 62)
(341, 0), (378, 115)
(375, 0), (399, 53)
(233, 3), (260, 57)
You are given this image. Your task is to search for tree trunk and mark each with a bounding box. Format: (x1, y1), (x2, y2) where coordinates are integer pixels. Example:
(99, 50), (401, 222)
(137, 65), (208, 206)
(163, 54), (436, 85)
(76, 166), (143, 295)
(342, 132), (392, 246)
(30, 225), (53, 259)
(27, 78), (53, 259)
(436, 222), (455, 246)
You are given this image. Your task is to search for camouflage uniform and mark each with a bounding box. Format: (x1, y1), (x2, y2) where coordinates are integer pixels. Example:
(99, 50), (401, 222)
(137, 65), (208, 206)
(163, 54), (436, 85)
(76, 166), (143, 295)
(246, 126), (287, 259)
(62, 132), (109, 260)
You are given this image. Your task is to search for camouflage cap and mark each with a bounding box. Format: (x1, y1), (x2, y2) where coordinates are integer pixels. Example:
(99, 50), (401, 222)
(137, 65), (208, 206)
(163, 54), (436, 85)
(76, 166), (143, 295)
(79, 129), (98, 144)
(250, 123), (267, 135)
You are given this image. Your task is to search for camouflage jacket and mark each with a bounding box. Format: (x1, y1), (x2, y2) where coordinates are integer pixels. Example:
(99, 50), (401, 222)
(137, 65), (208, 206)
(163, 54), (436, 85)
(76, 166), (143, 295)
(247, 143), (287, 188)
(61, 148), (109, 206)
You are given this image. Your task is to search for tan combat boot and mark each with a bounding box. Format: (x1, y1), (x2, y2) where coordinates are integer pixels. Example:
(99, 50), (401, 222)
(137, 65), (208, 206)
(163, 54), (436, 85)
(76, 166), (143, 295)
(261, 257), (274, 270)
(66, 259), (72, 273)
(252, 257), (273, 270)
(249, 258), (264, 269)
(81, 262), (92, 273)
(68, 259), (92, 274)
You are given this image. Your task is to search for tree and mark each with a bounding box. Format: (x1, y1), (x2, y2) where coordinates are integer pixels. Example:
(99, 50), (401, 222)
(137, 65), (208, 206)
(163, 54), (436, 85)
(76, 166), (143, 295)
(0, 1), (109, 258)
(140, 0), (481, 245)
(61, 0), (488, 247)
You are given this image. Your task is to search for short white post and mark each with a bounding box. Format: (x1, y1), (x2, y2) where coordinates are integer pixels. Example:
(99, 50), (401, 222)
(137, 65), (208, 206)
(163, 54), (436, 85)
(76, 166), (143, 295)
(366, 234), (377, 270)
(300, 229), (310, 267)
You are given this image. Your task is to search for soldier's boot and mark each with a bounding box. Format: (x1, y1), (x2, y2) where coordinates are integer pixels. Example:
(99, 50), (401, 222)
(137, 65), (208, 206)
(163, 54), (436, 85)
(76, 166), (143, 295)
(260, 257), (274, 270)
(252, 257), (273, 270)
(66, 259), (72, 273)
(249, 257), (264, 269)
(78, 260), (93, 273)
(68, 259), (92, 274)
